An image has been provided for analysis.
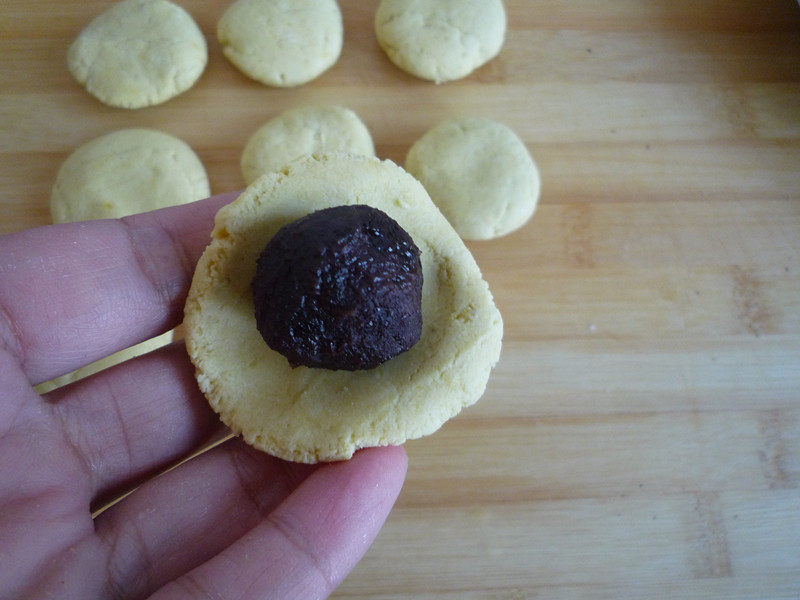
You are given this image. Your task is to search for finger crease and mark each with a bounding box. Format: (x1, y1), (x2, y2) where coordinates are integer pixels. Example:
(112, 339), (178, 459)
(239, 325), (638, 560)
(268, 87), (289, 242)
(119, 218), (188, 322)
(266, 511), (336, 595)
(0, 295), (26, 370)
(102, 517), (155, 600)
(50, 376), (136, 497)
(48, 402), (96, 491)
(158, 220), (193, 282)
(172, 571), (218, 600)
(277, 458), (308, 490)
(229, 448), (274, 520)
(108, 384), (137, 484)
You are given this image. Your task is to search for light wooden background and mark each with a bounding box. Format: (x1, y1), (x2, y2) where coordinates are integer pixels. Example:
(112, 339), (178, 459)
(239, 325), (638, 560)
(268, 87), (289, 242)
(2, 1), (800, 598)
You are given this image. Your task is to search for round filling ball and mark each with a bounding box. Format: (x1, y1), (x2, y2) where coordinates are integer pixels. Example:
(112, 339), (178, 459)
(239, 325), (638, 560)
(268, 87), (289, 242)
(252, 204), (423, 370)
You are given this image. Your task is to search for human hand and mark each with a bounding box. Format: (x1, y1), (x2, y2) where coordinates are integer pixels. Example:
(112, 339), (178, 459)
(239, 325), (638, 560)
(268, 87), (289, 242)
(0, 193), (407, 600)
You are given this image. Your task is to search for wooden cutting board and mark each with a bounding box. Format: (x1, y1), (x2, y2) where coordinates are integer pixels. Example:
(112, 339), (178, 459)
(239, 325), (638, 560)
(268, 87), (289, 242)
(2, 1), (800, 597)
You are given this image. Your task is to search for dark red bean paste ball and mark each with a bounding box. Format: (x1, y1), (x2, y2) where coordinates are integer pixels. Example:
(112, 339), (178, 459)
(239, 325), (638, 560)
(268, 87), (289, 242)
(252, 204), (423, 370)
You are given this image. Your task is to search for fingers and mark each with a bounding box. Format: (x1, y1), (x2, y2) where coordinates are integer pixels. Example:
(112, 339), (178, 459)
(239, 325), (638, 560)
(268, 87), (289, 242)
(94, 439), (318, 600)
(94, 440), (406, 600)
(0, 192), (239, 384)
(46, 342), (221, 503)
(146, 445), (407, 600)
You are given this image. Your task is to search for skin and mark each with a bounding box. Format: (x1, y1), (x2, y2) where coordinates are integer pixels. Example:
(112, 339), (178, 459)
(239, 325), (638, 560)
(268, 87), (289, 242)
(0, 192), (408, 599)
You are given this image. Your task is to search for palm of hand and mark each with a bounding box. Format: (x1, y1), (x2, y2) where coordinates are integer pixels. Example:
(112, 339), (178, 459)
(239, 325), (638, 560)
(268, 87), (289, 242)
(0, 194), (406, 600)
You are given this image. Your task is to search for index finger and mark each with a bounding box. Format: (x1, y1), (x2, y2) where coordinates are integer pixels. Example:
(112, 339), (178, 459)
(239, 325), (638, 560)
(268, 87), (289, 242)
(0, 192), (238, 385)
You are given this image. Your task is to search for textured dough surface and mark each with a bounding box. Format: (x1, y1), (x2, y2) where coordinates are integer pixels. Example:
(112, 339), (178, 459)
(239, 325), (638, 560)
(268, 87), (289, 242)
(375, 0), (506, 83)
(68, 0), (207, 108)
(218, 0), (343, 87)
(184, 154), (503, 463)
(405, 117), (540, 240)
(241, 106), (375, 184)
(51, 129), (210, 223)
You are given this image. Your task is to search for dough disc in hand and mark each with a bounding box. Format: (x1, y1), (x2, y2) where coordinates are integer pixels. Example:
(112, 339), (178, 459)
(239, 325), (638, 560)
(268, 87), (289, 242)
(184, 154), (503, 463)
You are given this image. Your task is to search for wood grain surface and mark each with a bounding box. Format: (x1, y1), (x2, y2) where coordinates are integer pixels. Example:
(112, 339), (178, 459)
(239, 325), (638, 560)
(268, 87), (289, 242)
(2, 1), (800, 598)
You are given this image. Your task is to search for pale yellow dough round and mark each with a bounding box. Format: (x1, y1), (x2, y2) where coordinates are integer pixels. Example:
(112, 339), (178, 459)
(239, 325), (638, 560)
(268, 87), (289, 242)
(218, 0), (343, 87)
(184, 154), (503, 463)
(375, 0), (506, 83)
(68, 0), (207, 108)
(405, 117), (540, 241)
(241, 106), (375, 184)
(50, 129), (210, 223)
